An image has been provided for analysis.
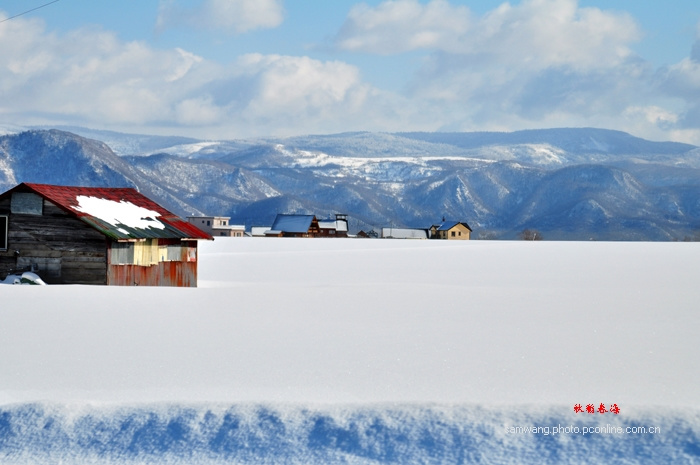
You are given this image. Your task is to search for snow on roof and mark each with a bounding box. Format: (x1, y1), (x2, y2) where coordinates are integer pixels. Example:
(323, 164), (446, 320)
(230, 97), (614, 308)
(318, 219), (348, 232)
(271, 214), (315, 233)
(251, 227), (271, 236)
(3, 183), (212, 241)
(75, 195), (166, 232)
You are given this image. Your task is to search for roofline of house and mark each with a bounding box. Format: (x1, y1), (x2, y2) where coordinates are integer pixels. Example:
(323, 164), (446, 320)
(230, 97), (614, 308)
(2, 182), (213, 241)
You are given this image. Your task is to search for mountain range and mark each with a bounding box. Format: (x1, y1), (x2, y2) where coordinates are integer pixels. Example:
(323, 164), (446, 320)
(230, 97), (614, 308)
(1, 125), (699, 240)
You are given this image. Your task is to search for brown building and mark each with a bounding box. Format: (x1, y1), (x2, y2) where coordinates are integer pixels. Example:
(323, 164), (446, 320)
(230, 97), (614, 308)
(267, 214), (320, 237)
(0, 183), (212, 286)
(318, 214), (349, 237)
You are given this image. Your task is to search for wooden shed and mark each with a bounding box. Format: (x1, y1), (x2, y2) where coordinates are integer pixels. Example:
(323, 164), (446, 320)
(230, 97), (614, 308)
(0, 183), (212, 286)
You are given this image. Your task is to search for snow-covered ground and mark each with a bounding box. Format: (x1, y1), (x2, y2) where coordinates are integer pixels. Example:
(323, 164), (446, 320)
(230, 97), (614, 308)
(1, 238), (698, 463)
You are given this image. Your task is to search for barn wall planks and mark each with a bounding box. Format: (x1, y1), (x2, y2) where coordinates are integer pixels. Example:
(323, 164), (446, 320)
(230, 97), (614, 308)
(0, 198), (108, 284)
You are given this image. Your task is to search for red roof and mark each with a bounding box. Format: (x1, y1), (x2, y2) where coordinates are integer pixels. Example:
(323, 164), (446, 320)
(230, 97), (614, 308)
(4, 183), (212, 241)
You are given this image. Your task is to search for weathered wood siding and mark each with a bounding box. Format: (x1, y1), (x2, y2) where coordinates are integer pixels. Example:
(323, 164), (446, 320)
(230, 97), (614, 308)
(0, 197), (108, 284)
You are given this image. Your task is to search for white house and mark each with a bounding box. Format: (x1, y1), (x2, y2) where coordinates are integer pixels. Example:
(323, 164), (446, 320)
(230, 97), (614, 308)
(187, 216), (245, 237)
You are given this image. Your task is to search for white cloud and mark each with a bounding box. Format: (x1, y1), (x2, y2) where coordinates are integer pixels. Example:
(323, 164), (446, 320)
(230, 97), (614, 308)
(330, 0), (687, 139)
(659, 58), (700, 99)
(238, 54), (361, 111)
(475, 0), (640, 70)
(0, 13), (416, 138)
(0, 17), (220, 128)
(336, 0), (640, 68)
(334, 0), (471, 54)
(156, 0), (284, 34)
(175, 97), (224, 126)
(3, 1), (700, 144)
(212, 54), (422, 136)
(624, 106), (679, 127)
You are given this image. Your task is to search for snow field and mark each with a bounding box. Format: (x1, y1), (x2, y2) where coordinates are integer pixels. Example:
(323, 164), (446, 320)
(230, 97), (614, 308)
(0, 238), (697, 409)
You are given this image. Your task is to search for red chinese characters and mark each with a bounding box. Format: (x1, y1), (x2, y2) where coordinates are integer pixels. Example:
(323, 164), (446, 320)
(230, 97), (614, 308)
(575, 403), (620, 414)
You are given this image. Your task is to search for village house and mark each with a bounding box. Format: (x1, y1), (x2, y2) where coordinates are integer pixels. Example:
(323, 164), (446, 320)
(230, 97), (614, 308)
(429, 220), (472, 240)
(0, 183), (212, 286)
(266, 214), (320, 237)
(318, 214), (349, 237)
(187, 216), (245, 237)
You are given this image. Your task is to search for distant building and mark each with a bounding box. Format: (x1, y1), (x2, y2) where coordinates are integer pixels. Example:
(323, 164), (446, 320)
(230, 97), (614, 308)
(429, 221), (472, 240)
(356, 229), (379, 238)
(381, 227), (428, 239)
(187, 216), (245, 237)
(268, 214), (320, 237)
(318, 214), (349, 237)
(250, 226), (270, 237)
(0, 183), (212, 286)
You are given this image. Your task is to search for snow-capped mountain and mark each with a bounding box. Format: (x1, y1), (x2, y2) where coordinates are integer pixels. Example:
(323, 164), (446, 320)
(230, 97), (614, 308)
(0, 130), (209, 217)
(1, 127), (699, 240)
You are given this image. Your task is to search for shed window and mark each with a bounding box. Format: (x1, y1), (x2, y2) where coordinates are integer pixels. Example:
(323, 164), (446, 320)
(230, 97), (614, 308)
(11, 192), (43, 215)
(0, 216), (7, 250)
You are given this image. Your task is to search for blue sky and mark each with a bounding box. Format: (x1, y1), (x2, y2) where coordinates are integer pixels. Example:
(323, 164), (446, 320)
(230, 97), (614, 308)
(2, 0), (700, 143)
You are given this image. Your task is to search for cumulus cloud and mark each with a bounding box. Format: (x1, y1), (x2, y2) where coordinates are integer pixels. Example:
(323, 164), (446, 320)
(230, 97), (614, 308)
(334, 0), (639, 67)
(205, 54), (421, 136)
(156, 0), (284, 34)
(331, 0), (691, 140)
(4, 1), (700, 144)
(0, 12), (414, 138)
(334, 0), (471, 54)
(0, 18), (213, 126)
(623, 106), (679, 129)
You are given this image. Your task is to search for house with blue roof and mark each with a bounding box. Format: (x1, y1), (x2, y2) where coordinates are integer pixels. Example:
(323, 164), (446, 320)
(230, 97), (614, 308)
(429, 220), (472, 240)
(268, 214), (320, 237)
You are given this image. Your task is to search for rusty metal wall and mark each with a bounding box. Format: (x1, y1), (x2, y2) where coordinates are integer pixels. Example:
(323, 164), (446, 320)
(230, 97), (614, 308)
(106, 239), (199, 287)
(107, 260), (198, 287)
